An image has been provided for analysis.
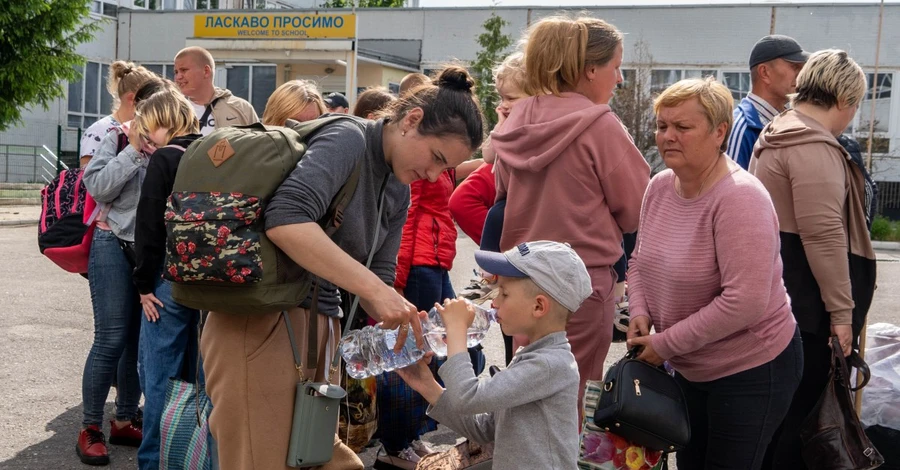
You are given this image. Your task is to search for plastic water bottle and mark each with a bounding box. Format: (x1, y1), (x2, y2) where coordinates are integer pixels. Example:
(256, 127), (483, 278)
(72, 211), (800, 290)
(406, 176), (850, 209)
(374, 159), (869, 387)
(340, 299), (497, 379)
(421, 301), (497, 357)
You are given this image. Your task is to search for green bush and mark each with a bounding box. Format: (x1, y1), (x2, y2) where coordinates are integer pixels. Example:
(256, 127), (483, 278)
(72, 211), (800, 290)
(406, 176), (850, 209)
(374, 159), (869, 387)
(871, 216), (892, 241)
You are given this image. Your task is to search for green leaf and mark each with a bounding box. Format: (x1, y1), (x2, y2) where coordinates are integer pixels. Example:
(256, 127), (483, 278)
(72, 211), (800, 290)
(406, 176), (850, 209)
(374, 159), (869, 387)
(472, 13), (512, 131)
(0, 0), (100, 130)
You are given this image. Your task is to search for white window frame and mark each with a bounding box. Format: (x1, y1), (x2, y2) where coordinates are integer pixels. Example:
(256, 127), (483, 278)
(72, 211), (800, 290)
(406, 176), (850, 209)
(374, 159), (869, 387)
(623, 68), (721, 95)
(67, 61), (109, 130)
(851, 72), (895, 139)
(143, 63), (176, 81)
(225, 63), (277, 115)
(720, 69), (752, 104)
(89, 0), (119, 17)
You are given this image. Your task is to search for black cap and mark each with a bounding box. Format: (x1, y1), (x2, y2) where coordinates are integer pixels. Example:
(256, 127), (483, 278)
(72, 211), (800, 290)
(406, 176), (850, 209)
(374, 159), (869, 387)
(749, 35), (810, 69)
(323, 92), (349, 109)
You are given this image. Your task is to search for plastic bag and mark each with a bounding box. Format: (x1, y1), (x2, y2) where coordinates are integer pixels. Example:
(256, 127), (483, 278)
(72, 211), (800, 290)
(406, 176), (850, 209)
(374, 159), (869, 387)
(579, 380), (666, 470)
(859, 323), (900, 430)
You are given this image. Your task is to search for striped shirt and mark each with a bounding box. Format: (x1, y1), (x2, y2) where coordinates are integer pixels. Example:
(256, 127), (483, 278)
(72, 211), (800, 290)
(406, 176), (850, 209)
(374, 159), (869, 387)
(747, 93), (779, 125)
(726, 93), (781, 169)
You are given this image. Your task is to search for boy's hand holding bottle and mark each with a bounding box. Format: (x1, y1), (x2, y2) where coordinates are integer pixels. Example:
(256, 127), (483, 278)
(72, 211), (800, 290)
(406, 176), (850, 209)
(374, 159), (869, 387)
(435, 298), (475, 357)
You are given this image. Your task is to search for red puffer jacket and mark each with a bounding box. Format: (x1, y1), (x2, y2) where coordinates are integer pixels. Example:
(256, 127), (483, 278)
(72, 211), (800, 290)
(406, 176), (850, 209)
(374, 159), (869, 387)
(394, 170), (457, 290)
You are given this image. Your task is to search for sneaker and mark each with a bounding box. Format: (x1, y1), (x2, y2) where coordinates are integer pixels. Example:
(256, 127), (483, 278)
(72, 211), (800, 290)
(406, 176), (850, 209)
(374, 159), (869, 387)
(374, 446), (420, 470)
(108, 415), (143, 447)
(76, 425), (110, 466)
(410, 439), (435, 457)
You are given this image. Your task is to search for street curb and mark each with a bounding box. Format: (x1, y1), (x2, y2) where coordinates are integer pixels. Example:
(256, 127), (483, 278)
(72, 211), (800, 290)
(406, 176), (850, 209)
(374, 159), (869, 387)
(0, 219), (38, 227)
(873, 240), (900, 252)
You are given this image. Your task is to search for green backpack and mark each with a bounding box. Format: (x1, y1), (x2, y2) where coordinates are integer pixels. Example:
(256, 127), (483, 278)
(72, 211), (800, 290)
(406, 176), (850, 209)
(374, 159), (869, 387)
(163, 115), (365, 315)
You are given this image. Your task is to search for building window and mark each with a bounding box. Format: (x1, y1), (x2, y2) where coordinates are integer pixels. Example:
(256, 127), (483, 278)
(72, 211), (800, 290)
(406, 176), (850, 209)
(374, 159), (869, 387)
(854, 72), (893, 135)
(723, 72), (751, 102)
(226, 65), (277, 117)
(650, 69), (719, 93)
(182, 0), (221, 9)
(90, 0), (118, 16)
(68, 62), (112, 129)
(144, 64), (176, 81)
(651, 69), (681, 93)
(132, 0), (176, 10)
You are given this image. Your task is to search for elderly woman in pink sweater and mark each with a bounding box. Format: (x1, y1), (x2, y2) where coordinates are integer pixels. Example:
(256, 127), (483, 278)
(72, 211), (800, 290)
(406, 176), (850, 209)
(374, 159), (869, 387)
(626, 78), (801, 470)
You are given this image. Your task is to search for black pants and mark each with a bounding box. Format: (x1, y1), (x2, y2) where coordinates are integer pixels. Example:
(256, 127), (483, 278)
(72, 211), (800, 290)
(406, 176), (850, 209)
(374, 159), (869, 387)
(762, 331), (832, 469)
(676, 329), (803, 470)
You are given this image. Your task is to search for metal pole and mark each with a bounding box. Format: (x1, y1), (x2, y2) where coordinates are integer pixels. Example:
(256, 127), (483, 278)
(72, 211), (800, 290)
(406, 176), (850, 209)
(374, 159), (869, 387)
(77, 127), (83, 164)
(56, 125), (62, 175)
(865, 0), (885, 171)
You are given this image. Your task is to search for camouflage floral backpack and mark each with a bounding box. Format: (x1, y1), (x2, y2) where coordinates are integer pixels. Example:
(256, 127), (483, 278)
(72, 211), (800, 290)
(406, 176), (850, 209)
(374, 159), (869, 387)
(164, 115), (365, 315)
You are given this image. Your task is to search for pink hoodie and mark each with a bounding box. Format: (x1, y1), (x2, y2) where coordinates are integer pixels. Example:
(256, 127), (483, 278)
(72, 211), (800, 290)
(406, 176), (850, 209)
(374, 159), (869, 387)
(491, 92), (650, 269)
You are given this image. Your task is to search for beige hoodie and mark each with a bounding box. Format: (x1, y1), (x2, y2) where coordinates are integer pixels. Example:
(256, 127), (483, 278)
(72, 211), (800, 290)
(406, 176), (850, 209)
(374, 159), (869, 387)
(750, 109), (874, 330)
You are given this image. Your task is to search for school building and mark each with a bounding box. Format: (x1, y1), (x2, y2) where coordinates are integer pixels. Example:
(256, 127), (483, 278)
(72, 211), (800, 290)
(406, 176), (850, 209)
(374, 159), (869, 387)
(3, 1), (900, 214)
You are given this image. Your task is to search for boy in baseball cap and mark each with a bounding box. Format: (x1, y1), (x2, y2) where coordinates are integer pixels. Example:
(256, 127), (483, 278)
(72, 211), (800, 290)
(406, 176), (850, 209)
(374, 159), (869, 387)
(396, 240), (591, 470)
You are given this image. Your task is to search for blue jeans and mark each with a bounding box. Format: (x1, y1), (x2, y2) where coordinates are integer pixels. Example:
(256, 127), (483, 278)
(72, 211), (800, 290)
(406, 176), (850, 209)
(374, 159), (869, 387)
(137, 278), (203, 470)
(676, 329), (803, 470)
(83, 227), (142, 426)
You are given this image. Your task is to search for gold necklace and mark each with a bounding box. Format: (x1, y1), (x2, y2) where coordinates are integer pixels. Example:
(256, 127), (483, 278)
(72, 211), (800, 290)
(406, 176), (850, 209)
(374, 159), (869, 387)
(677, 158), (720, 198)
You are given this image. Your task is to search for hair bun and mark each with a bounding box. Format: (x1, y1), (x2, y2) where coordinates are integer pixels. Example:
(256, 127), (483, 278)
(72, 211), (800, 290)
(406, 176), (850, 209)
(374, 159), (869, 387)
(435, 66), (475, 93)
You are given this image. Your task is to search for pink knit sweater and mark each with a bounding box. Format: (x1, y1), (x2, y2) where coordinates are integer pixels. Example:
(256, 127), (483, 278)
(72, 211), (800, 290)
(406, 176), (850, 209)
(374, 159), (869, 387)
(628, 167), (796, 382)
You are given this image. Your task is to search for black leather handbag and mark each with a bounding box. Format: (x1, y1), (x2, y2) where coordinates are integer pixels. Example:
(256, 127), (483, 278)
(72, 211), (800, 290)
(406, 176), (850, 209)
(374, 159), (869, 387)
(799, 337), (884, 470)
(593, 348), (691, 452)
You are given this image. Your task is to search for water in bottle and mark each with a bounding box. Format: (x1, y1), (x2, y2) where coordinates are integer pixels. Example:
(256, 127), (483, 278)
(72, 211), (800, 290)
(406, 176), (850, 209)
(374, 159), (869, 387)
(421, 300), (497, 357)
(340, 324), (427, 379)
(340, 299), (497, 378)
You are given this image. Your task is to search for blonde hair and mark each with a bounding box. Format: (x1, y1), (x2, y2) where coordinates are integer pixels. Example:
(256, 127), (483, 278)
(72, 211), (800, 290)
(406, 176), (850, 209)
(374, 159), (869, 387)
(261, 80), (325, 126)
(353, 87), (396, 119)
(106, 61), (158, 111)
(493, 51), (526, 93)
(523, 15), (623, 96)
(399, 73), (431, 97)
(654, 77), (734, 151)
(175, 47), (216, 76)
(133, 89), (199, 145)
(793, 49), (867, 109)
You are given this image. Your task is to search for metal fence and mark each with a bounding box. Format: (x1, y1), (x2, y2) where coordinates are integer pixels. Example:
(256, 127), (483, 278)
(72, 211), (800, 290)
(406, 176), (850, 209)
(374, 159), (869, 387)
(0, 124), (82, 184)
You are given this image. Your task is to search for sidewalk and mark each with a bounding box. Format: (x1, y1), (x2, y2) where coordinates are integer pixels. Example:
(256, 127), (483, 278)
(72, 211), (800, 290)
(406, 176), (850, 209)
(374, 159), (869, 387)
(0, 205), (40, 226)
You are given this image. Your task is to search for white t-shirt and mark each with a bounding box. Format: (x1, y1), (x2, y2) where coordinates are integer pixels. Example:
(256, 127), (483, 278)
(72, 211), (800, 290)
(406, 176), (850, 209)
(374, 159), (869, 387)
(192, 102), (216, 136)
(80, 115), (121, 158)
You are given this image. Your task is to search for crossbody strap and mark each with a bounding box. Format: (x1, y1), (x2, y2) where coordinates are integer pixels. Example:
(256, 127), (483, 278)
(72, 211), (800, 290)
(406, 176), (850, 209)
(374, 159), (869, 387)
(199, 97), (221, 129)
(284, 173), (391, 383)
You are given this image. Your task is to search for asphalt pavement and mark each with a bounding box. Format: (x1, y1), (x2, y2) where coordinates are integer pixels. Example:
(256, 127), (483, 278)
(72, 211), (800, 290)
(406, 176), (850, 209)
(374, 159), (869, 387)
(1, 224), (898, 469)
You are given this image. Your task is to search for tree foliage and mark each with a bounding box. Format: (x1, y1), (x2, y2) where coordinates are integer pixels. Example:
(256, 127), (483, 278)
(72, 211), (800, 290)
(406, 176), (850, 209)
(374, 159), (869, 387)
(610, 38), (666, 175)
(0, 0), (100, 131)
(471, 13), (512, 130)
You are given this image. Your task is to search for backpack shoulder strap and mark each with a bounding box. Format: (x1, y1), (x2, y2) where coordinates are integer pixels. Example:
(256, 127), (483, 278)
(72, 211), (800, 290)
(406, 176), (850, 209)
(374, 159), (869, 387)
(115, 131), (130, 154)
(285, 114), (366, 140)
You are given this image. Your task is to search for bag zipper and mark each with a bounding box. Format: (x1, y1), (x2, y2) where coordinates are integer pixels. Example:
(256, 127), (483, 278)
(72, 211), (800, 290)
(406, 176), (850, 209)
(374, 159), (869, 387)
(634, 379), (642, 396)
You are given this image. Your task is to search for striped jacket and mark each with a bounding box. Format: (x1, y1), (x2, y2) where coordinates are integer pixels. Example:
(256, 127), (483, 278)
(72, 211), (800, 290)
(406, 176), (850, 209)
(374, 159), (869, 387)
(726, 97), (766, 169)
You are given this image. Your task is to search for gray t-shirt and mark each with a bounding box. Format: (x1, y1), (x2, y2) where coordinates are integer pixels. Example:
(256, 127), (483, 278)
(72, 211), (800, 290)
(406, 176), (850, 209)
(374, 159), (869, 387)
(265, 118), (410, 317)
